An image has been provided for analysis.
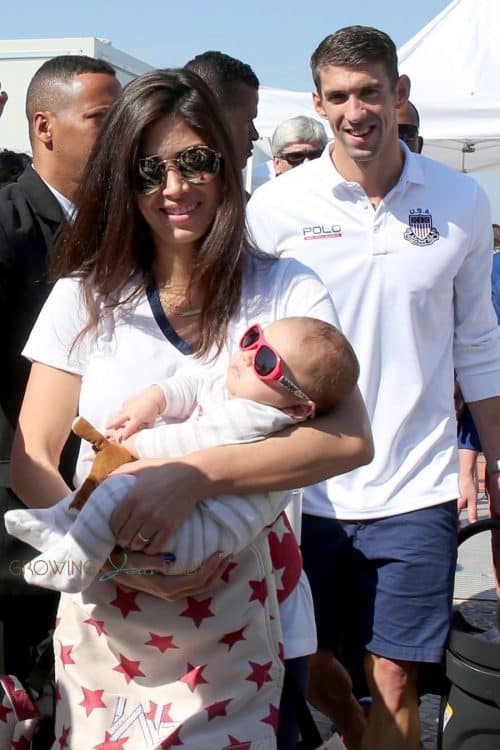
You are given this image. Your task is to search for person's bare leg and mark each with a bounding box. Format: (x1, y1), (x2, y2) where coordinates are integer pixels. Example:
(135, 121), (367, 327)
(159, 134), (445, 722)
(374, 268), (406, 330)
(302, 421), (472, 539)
(307, 648), (366, 750)
(363, 653), (420, 750)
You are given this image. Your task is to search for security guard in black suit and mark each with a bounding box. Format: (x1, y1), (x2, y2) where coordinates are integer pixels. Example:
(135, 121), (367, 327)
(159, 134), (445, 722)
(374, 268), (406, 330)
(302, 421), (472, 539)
(0, 55), (120, 747)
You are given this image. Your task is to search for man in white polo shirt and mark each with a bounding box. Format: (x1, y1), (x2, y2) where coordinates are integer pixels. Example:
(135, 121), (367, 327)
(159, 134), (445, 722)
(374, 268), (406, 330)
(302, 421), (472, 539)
(247, 25), (500, 750)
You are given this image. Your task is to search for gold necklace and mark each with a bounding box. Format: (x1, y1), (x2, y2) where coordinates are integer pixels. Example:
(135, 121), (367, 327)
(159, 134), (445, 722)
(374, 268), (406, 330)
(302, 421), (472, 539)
(157, 285), (202, 317)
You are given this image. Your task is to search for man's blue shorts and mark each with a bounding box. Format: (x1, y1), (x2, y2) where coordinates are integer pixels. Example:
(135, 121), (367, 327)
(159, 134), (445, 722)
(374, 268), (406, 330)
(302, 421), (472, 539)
(301, 501), (458, 664)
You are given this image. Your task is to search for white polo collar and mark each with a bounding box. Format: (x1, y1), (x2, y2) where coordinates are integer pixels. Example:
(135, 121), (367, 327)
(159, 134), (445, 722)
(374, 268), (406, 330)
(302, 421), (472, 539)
(317, 139), (426, 196)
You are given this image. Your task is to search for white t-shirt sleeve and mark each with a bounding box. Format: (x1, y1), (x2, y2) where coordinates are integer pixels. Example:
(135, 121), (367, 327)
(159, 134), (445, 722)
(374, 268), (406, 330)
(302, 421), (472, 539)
(247, 185), (281, 256)
(279, 258), (340, 327)
(242, 255), (341, 331)
(22, 277), (90, 374)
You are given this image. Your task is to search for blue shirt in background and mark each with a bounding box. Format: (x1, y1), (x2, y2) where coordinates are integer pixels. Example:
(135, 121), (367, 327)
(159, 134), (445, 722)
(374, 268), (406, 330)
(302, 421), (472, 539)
(458, 251), (500, 451)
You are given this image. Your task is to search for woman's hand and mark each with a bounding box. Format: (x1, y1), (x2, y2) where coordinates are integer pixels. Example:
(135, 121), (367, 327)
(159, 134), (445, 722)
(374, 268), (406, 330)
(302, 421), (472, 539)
(100, 550), (229, 601)
(110, 458), (211, 554)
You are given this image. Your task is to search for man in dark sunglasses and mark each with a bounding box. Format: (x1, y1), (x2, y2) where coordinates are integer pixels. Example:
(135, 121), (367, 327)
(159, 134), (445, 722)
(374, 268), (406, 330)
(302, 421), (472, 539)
(397, 100), (423, 154)
(271, 115), (329, 176)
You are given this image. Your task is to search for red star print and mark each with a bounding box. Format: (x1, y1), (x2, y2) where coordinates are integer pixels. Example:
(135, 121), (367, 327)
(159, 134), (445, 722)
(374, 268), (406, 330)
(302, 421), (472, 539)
(180, 596), (214, 628)
(268, 511), (291, 542)
(110, 586), (141, 619)
(60, 643), (76, 669)
(12, 737), (30, 750)
(261, 704), (279, 734)
(145, 632), (179, 652)
(58, 725), (70, 749)
(94, 731), (129, 749)
(221, 560), (238, 583)
(84, 618), (107, 636)
(54, 680), (62, 703)
(145, 700), (174, 723)
(248, 578), (268, 605)
(160, 725), (183, 748)
(79, 687), (107, 716)
(206, 698), (232, 721)
(0, 675), (39, 721)
(218, 627), (246, 651)
(145, 700), (157, 721)
(113, 654), (145, 684)
(160, 703), (174, 723)
(246, 660), (273, 690)
(224, 737), (251, 750)
(0, 702), (12, 722)
(180, 663), (208, 692)
(268, 514), (302, 601)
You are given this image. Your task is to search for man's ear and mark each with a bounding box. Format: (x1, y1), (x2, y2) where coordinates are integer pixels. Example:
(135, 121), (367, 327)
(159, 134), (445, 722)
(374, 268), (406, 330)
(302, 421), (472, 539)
(33, 111), (54, 146)
(282, 400), (316, 421)
(312, 90), (327, 120)
(272, 155), (282, 176)
(417, 136), (424, 154)
(395, 74), (411, 109)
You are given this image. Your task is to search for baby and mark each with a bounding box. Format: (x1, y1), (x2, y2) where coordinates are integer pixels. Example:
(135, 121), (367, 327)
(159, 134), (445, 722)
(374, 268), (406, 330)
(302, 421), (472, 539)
(6, 316), (359, 593)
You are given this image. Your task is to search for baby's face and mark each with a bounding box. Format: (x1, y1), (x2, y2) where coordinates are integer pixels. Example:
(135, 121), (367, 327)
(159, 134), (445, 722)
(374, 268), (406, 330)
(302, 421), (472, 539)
(226, 320), (310, 407)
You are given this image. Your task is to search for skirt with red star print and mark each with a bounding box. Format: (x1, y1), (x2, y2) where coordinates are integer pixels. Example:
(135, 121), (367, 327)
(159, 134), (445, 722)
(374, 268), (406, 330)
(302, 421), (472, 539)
(51, 530), (284, 749)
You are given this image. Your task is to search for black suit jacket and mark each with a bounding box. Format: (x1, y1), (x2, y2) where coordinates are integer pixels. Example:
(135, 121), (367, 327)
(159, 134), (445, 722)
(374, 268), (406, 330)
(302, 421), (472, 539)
(0, 166), (64, 430)
(0, 167), (67, 606)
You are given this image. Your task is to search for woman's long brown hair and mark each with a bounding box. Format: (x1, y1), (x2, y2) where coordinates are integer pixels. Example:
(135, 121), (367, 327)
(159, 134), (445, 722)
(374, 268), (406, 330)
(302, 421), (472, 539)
(51, 68), (248, 357)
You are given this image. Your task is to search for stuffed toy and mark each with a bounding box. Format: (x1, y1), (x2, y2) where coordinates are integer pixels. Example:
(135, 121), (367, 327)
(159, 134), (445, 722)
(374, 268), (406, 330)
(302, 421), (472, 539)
(69, 416), (135, 512)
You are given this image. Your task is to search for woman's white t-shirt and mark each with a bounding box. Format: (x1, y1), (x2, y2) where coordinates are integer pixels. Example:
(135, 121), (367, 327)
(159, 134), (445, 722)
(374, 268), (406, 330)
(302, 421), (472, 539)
(23, 254), (340, 659)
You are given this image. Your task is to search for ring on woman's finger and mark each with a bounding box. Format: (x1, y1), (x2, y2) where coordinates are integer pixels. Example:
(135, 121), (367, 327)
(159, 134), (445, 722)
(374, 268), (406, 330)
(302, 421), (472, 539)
(137, 531), (152, 544)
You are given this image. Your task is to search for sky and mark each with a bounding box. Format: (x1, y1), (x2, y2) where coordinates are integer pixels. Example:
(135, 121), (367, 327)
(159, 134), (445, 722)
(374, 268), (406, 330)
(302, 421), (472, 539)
(1, 0), (452, 91)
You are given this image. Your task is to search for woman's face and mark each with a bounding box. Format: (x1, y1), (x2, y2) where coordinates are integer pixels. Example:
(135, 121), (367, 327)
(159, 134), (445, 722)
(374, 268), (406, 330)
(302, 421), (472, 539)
(136, 114), (221, 257)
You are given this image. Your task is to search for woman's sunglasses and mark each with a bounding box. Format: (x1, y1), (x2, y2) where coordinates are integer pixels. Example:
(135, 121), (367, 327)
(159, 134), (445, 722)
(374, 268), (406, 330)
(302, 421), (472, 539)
(239, 324), (311, 401)
(137, 145), (221, 194)
(277, 148), (323, 167)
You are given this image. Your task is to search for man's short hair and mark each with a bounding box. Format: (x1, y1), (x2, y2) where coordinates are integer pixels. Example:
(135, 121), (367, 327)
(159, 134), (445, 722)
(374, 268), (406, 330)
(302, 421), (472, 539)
(26, 55), (116, 128)
(184, 51), (259, 107)
(271, 116), (328, 156)
(310, 25), (399, 92)
(403, 101), (420, 129)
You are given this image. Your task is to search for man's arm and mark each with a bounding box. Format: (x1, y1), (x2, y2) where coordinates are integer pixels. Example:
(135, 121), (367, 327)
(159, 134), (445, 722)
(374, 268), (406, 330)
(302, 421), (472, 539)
(467, 398), (500, 516)
(457, 448), (479, 522)
(468, 398), (500, 595)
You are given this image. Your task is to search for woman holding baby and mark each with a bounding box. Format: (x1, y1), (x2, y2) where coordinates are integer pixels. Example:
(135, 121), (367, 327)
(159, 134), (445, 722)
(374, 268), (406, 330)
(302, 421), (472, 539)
(10, 69), (372, 748)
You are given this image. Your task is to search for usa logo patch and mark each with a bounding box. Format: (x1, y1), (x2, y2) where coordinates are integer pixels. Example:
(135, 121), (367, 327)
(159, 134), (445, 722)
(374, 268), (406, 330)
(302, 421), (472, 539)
(404, 209), (439, 246)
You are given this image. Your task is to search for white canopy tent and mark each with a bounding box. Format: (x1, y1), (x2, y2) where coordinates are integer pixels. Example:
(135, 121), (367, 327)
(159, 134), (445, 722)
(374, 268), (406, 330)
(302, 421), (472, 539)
(247, 86), (329, 191)
(398, 0), (500, 172)
(255, 86), (323, 139)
